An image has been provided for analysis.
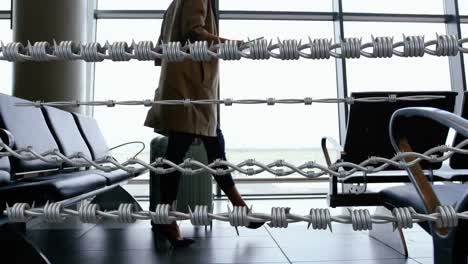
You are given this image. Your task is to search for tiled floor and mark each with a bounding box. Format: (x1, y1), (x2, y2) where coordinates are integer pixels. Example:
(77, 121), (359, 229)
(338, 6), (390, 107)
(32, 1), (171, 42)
(25, 199), (433, 264)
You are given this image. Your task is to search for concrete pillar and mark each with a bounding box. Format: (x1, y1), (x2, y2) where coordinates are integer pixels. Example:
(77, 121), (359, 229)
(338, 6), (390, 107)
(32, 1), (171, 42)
(12, 0), (91, 113)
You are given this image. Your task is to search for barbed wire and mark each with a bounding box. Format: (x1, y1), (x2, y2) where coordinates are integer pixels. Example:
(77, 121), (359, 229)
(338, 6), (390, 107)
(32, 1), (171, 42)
(1, 139), (468, 181)
(4, 202), (467, 231)
(14, 95), (445, 108)
(0, 34), (467, 62)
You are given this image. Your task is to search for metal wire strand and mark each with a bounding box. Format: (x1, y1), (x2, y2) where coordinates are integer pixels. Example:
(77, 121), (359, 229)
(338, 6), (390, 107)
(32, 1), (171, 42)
(3, 137), (468, 179)
(107, 41), (133, 62)
(434, 34), (459, 57)
(269, 207), (290, 228)
(117, 203), (136, 223)
(1, 42), (27, 62)
(272, 39), (301, 60)
(459, 37), (468, 53)
(188, 205), (211, 226)
(162, 41), (186, 62)
(349, 209), (373, 231)
(3, 34), (468, 62)
(338, 38), (362, 59)
(54, 40), (81, 60)
(392, 207), (415, 230)
(247, 38), (270, 60)
(78, 202), (101, 224)
(5, 203), (466, 231)
(189, 41), (213, 61)
(398, 35), (425, 57)
(304, 38), (331, 60)
(361, 36), (394, 58)
(436, 205), (458, 228)
(228, 206), (250, 227)
(151, 204), (173, 224)
(28, 41), (55, 62)
(14, 95), (445, 108)
(81, 42), (106, 62)
(218, 40), (242, 61)
(308, 208), (332, 231)
(43, 202), (66, 223)
(132, 40), (157, 61)
(6, 203), (31, 222)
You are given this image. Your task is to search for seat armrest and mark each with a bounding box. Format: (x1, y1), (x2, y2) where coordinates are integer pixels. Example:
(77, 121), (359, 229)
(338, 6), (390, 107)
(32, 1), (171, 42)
(390, 107), (468, 142)
(0, 129), (15, 150)
(321, 137), (342, 167)
(109, 141), (146, 160)
(390, 107), (468, 235)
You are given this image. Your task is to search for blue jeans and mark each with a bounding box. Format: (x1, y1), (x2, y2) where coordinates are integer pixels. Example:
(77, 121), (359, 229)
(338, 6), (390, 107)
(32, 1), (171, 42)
(159, 127), (235, 204)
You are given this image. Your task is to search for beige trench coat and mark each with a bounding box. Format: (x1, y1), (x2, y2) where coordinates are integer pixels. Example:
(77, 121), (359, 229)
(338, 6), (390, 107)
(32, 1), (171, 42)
(144, 0), (219, 137)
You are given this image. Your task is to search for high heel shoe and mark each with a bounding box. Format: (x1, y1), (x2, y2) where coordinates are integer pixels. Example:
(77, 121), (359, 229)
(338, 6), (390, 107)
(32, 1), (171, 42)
(223, 185), (266, 229)
(246, 221), (265, 229)
(245, 207), (265, 229)
(151, 224), (195, 248)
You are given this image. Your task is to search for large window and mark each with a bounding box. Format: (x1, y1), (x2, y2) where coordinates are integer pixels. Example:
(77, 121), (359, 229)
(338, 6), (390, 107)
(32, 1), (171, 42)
(94, 19), (162, 169)
(219, 20), (338, 183)
(345, 22), (450, 93)
(0, 1), (464, 197)
(0, 2), (10, 10)
(0, 20), (12, 95)
(220, 21), (337, 149)
(95, 0), (466, 196)
(220, 1), (331, 12)
(343, 1), (443, 14)
(459, 2), (468, 14)
(462, 25), (468, 88)
(98, 0), (172, 10)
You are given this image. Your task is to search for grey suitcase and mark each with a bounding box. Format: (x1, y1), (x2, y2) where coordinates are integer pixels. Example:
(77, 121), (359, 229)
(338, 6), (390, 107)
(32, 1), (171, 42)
(149, 137), (213, 213)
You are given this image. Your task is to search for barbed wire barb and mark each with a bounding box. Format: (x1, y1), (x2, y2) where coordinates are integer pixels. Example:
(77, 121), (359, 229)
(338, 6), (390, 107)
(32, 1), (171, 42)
(3, 203), (466, 230)
(2, 138), (468, 179)
(3, 34), (468, 62)
(13, 95), (447, 108)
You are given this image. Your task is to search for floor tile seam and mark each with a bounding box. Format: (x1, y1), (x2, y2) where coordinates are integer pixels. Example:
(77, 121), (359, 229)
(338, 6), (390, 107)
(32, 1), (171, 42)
(288, 255), (411, 263)
(202, 262), (291, 264)
(291, 258), (420, 263)
(49, 246), (284, 253)
(409, 257), (427, 264)
(55, 246), (282, 252)
(367, 233), (410, 258)
(206, 262), (291, 264)
(264, 225), (293, 264)
(77, 224), (99, 239)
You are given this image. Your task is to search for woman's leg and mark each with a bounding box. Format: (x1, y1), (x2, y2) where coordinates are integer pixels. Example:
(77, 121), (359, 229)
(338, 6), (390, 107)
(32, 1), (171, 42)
(153, 131), (195, 243)
(201, 128), (246, 207)
(159, 131), (195, 204)
(204, 128), (265, 228)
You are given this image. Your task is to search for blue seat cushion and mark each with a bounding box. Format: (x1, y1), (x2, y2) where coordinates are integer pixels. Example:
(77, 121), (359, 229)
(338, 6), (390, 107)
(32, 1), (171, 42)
(10, 172), (108, 201)
(0, 143), (11, 186)
(380, 184), (468, 232)
(42, 106), (93, 163)
(0, 94), (61, 173)
(27, 169), (131, 186)
(0, 171), (9, 187)
(24, 165), (145, 186)
(91, 164), (146, 185)
(92, 170), (133, 185)
(0, 138), (11, 186)
(72, 113), (110, 161)
(449, 91), (468, 169)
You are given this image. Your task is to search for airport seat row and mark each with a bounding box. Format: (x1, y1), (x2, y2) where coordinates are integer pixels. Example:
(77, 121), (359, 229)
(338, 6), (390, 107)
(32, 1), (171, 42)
(0, 92), (146, 217)
(322, 91), (468, 263)
(324, 91), (468, 207)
